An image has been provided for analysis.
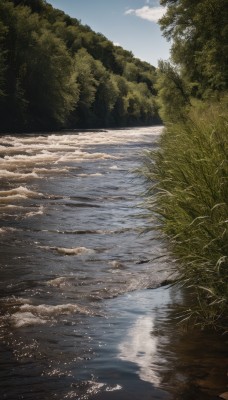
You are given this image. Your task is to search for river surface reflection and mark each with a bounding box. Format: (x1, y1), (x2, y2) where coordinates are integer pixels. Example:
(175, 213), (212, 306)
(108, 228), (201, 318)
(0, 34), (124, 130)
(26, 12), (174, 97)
(0, 127), (227, 399)
(119, 314), (160, 386)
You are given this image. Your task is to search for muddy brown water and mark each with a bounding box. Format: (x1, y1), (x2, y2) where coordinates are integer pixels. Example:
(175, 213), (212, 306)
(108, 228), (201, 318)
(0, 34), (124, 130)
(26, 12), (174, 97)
(0, 127), (227, 399)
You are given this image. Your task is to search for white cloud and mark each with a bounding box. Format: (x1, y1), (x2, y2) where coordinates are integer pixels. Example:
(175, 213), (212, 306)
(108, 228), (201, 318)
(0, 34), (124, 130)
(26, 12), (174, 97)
(125, 6), (166, 23)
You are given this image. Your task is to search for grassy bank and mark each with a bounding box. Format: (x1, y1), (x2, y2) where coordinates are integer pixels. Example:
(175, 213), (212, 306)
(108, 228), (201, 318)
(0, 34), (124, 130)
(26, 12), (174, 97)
(141, 99), (228, 331)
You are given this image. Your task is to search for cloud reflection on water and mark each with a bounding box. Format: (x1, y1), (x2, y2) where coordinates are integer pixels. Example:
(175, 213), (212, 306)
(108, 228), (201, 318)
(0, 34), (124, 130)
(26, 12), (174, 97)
(118, 314), (160, 387)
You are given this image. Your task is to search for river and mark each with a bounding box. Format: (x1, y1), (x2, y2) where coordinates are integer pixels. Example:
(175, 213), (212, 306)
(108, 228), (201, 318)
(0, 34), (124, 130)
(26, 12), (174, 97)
(0, 127), (227, 400)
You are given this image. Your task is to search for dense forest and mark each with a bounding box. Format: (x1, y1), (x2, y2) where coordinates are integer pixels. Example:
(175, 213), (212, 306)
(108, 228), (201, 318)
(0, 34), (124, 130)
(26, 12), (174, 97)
(142, 0), (228, 331)
(0, 0), (160, 132)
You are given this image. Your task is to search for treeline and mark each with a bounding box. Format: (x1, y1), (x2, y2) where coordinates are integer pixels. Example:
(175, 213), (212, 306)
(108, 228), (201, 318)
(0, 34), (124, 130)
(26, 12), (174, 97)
(142, 0), (228, 331)
(156, 0), (228, 122)
(0, 0), (160, 132)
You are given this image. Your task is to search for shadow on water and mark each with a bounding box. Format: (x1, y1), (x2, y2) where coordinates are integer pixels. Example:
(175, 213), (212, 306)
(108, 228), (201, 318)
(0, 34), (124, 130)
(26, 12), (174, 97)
(155, 289), (228, 400)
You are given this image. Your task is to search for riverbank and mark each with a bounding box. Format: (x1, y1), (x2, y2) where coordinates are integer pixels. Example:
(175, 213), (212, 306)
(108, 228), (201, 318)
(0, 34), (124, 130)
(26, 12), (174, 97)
(141, 100), (228, 332)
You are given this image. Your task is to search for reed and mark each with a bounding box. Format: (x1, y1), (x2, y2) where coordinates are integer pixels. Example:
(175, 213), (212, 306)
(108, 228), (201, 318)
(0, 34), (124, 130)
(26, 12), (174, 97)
(141, 100), (228, 331)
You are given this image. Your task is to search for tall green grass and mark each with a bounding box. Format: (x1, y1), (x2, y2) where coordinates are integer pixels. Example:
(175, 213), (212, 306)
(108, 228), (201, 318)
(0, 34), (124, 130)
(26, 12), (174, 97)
(142, 100), (228, 331)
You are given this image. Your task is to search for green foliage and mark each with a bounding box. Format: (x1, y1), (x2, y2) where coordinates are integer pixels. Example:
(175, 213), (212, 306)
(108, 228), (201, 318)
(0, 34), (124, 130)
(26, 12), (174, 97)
(135, 0), (228, 332)
(155, 60), (191, 123)
(0, 0), (159, 131)
(0, 0), (79, 130)
(27, 30), (79, 129)
(111, 75), (129, 125)
(146, 0), (228, 331)
(70, 49), (98, 126)
(92, 68), (119, 125)
(159, 0), (228, 96)
(141, 99), (228, 331)
(123, 62), (139, 81)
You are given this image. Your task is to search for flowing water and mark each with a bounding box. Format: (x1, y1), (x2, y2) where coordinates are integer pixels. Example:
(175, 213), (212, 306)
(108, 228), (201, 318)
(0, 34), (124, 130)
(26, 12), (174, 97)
(0, 127), (227, 400)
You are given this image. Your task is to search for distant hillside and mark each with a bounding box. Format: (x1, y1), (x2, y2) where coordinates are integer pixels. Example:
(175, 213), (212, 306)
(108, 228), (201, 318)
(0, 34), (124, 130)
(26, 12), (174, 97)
(0, 0), (160, 132)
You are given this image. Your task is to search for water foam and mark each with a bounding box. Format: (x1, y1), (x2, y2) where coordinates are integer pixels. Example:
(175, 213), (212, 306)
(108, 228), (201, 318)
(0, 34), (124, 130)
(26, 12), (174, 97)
(0, 227), (19, 233)
(55, 247), (95, 256)
(64, 381), (122, 399)
(1, 152), (59, 167)
(24, 205), (44, 218)
(109, 260), (126, 269)
(0, 186), (43, 199)
(20, 303), (90, 316)
(0, 169), (39, 180)
(78, 173), (103, 177)
(10, 303), (91, 328)
(33, 167), (70, 175)
(47, 277), (69, 287)
(11, 312), (47, 327)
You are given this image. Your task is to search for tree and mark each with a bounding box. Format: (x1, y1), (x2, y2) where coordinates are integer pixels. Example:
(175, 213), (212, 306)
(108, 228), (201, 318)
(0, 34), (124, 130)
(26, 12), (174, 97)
(0, 1), (33, 129)
(146, 0), (228, 330)
(91, 59), (119, 126)
(110, 75), (128, 125)
(0, 21), (8, 99)
(123, 62), (139, 82)
(0, 0), (158, 131)
(159, 0), (228, 96)
(0, 1), (79, 130)
(26, 29), (79, 129)
(70, 48), (98, 126)
(155, 60), (190, 122)
(11, 0), (47, 13)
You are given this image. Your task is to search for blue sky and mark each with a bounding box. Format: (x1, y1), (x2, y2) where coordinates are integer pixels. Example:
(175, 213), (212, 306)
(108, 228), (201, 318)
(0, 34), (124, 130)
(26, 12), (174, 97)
(47, 0), (171, 67)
